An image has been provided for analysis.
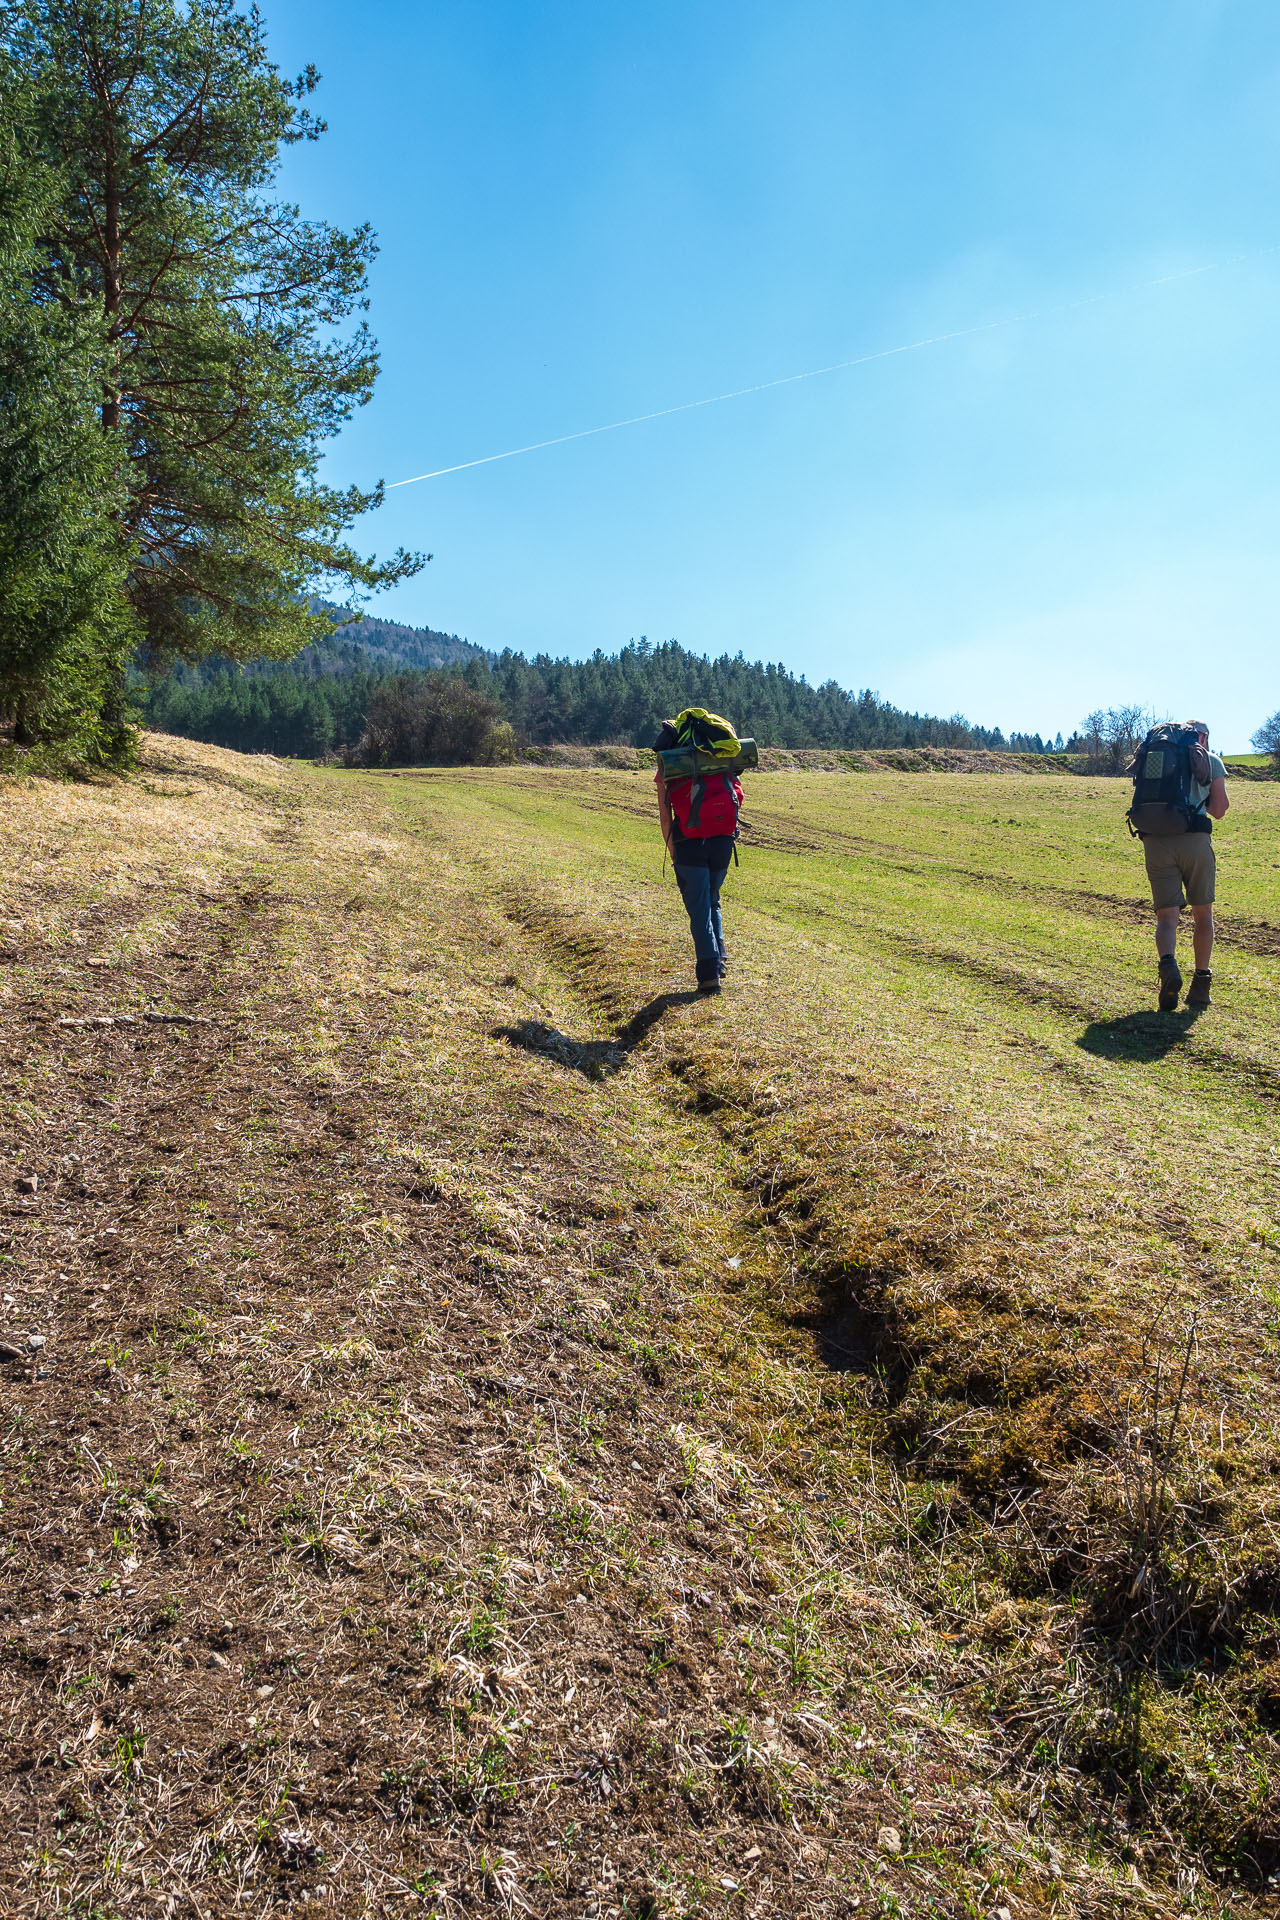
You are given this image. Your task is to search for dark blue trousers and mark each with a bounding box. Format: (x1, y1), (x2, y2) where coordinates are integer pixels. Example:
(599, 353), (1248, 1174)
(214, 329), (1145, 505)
(674, 860), (730, 982)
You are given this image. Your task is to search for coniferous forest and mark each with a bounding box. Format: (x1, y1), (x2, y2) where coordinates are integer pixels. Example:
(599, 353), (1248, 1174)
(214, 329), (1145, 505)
(140, 623), (1058, 760)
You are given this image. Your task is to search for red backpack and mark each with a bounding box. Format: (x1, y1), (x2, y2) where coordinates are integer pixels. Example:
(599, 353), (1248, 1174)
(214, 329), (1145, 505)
(669, 770), (743, 838)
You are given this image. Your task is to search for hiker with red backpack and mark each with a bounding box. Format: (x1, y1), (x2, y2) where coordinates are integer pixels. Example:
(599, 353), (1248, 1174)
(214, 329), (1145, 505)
(653, 709), (757, 996)
(1126, 719), (1229, 1010)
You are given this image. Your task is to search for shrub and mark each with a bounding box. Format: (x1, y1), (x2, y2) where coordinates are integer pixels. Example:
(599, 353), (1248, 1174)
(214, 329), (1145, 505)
(349, 673), (512, 766)
(1077, 705), (1151, 774)
(1251, 711), (1280, 775)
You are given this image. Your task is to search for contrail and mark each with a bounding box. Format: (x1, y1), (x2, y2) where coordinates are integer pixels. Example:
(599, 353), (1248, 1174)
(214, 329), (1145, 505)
(387, 249), (1273, 489)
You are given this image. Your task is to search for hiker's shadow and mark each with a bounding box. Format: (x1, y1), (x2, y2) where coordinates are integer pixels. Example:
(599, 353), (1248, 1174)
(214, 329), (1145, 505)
(494, 990), (702, 1081)
(1077, 1006), (1203, 1063)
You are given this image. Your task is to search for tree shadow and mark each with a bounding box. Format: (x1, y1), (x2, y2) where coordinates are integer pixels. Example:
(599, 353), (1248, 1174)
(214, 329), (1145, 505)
(1077, 1006), (1203, 1062)
(494, 990), (703, 1081)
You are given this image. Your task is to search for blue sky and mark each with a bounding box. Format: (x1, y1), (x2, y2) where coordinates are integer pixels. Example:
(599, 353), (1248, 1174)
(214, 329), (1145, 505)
(265, 0), (1279, 748)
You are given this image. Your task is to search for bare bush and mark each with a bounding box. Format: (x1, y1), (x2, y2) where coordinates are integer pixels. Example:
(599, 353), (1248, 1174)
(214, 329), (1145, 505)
(1251, 710), (1280, 774)
(1078, 704), (1152, 773)
(348, 673), (517, 766)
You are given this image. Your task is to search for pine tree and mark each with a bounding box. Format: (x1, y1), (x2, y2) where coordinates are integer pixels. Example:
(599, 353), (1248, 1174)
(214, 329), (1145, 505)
(1, 0), (419, 752)
(0, 57), (136, 758)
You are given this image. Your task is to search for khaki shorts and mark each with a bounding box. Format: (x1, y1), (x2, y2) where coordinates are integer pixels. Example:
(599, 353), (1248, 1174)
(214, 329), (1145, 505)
(1143, 832), (1216, 910)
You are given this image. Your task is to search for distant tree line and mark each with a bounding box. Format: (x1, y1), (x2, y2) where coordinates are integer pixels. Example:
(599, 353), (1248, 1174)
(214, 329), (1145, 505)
(142, 659), (380, 760)
(141, 636), (1061, 761)
(1068, 706), (1280, 776)
(469, 641), (1057, 753)
(139, 613), (485, 758)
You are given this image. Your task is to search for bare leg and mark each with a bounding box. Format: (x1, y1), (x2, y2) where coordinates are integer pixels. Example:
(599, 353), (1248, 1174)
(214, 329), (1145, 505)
(1154, 906), (1181, 959)
(1190, 903), (1214, 971)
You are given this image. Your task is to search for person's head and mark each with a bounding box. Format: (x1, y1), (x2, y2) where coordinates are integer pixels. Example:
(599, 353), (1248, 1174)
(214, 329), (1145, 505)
(1186, 719), (1209, 744)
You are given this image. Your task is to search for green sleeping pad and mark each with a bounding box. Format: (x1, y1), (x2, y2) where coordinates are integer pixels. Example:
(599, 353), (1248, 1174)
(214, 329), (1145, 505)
(657, 737), (758, 783)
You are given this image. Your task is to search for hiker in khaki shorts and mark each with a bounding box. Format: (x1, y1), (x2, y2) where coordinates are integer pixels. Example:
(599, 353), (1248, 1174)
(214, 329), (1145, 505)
(1135, 720), (1229, 1010)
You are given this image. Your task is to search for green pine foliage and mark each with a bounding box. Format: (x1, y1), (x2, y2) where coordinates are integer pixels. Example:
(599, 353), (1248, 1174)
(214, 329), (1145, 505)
(475, 639), (1045, 751)
(139, 611), (486, 758)
(140, 628), (1054, 759)
(0, 0), (418, 760)
(144, 660), (382, 760)
(0, 58), (137, 763)
(303, 606), (483, 675)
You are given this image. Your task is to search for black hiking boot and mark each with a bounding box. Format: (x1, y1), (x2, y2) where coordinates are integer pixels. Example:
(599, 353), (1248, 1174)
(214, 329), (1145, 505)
(1185, 968), (1212, 1008)
(695, 955), (722, 994)
(1157, 954), (1182, 1012)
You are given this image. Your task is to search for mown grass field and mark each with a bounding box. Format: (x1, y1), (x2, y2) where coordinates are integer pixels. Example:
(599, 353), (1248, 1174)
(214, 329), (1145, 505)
(1, 740), (1278, 1920)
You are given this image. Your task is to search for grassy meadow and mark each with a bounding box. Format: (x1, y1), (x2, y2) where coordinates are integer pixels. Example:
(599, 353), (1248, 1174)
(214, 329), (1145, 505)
(1, 740), (1278, 1919)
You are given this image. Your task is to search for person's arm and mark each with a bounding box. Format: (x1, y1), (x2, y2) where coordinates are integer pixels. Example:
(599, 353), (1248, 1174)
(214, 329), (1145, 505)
(655, 769), (675, 851)
(1207, 776), (1229, 820)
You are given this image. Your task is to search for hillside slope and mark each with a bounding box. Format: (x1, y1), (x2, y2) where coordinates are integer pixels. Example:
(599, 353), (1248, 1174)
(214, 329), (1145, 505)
(310, 604), (488, 673)
(1, 740), (1277, 1918)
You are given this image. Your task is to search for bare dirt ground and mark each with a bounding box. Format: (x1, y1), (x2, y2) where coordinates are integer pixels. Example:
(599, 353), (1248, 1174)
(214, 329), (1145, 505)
(1, 738), (1276, 1920)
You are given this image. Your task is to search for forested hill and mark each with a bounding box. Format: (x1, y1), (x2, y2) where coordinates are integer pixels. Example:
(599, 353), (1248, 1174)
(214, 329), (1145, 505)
(306, 604), (488, 673)
(147, 604), (483, 689)
(140, 621), (1058, 759)
(139, 608), (487, 758)
(480, 641), (1054, 753)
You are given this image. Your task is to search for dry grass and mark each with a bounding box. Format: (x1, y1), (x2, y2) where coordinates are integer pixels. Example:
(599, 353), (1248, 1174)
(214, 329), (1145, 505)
(0, 737), (1276, 1918)
(384, 745), (1081, 777)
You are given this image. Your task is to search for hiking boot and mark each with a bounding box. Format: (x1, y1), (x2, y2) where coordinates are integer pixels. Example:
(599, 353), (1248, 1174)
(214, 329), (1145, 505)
(1185, 968), (1212, 1008)
(1157, 954), (1182, 1012)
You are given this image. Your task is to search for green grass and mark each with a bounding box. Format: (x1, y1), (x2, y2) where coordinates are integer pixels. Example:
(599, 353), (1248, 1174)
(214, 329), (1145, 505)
(360, 757), (1279, 1174)
(1222, 755), (1278, 788)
